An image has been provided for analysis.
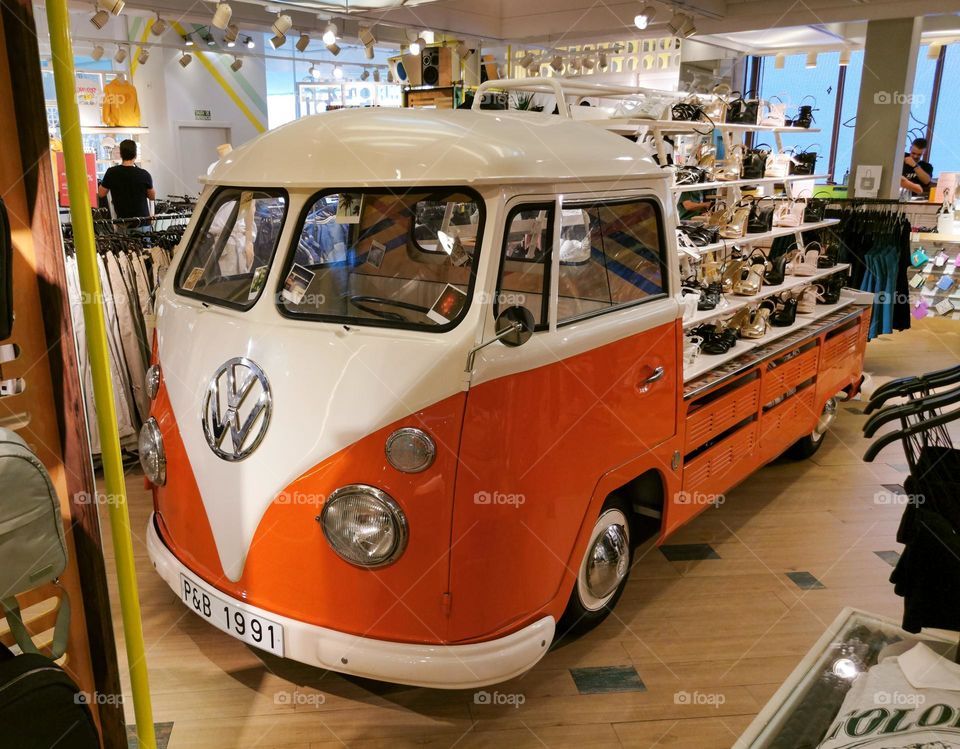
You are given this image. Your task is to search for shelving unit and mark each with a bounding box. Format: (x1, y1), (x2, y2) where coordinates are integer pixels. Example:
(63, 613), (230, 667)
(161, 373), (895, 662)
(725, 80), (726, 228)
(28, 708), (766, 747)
(671, 173), (829, 194)
(684, 263), (851, 329)
(686, 219), (840, 256)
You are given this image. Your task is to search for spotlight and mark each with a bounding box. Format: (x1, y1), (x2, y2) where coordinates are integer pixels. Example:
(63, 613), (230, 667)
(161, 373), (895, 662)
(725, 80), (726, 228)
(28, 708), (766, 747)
(333, 65), (343, 79)
(681, 18), (696, 37)
(582, 55), (595, 70)
(569, 56), (581, 73)
(373, 68), (381, 82)
(806, 52), (818, 69)
(775, 52), (785, 69)
(635, 4), (656, 30)
(361, 69), (370, 80)
(296, 32), (310, 52)
(212, 2), (231, 29)
(550, 55), (563, 73)
(90, 8), (109, 28)
(322, 21), (337, 46)
(309, 63), (320, 80)
(668, 10), (687, 35)
(598, 50), (608, 70)
(326, 42), (341, 56)
(421, 30), (435, 44)
(518, 51), (535, 68)
(183, 34), (194, 47)
(150, 14), (166, 35)
(270, 33), (286, 49)
(102, 0), (123, 14)
(225, 24), (238, 47)
(839, 48), (850, 66)
(91, 44), (105, 61)
(408, 40), (421, 56)
(204, 33), (216, 47)
(360, 27), (376, 59)
(928, 43), (942, 60)
(244, 35), (254, 49)
(137, 47), (149, 64)
(179, 51), (192, 67)
(114, 44), (127, 63)
(231, 56), (242, 71)
(272, 13), (292, 36)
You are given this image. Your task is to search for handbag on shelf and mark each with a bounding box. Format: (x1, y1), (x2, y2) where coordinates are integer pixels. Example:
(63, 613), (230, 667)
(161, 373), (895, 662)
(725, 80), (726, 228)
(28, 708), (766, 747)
(702, 85), (732, 123)
(748, 196), (776, 234)
(617, 94), (672, 121)
(760, 97), (787, 127)
(671, 95), (715, 134)
(726, 90), (761, 125)
(674, 165), (709, 186)
(741, 144), (771, 180)
(790, 145), (819, 176)
(773, 198), (805, 228)
(764, 152), (793, 179)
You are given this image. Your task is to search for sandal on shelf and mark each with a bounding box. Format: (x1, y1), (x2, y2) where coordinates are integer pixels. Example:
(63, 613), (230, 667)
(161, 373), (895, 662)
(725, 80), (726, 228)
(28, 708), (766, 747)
(734, 259), (765, 296)
(765, 251), (793, 285)
(740, 305), (771, 339)
(769, 293), (799, 327)
(796, 284), (825, 314)
(721, 258), (749, 293)
(699, 281), (723, 310)
(791, 244), (821, 277)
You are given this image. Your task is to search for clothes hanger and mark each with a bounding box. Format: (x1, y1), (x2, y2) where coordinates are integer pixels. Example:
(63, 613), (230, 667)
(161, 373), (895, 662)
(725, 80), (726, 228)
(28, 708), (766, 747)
(863, 404), (960, 462)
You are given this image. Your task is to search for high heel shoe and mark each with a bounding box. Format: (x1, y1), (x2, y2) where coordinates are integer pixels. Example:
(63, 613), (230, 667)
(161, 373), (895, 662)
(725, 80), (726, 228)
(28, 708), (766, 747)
(769, 293), (799, 327)
(791, 245), (820, 277)
(796, 284), (825, 314)
(721, 259), (748, 293)
(764, 252), (791, 285)
(699, 281), (722, 310)
(740, 306), (771, 339)
(734, 260), (765, 296)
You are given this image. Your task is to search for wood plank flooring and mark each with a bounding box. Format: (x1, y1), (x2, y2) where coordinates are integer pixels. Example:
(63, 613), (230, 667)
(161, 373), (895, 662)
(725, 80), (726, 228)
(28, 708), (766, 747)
(103, 318), (960, 748)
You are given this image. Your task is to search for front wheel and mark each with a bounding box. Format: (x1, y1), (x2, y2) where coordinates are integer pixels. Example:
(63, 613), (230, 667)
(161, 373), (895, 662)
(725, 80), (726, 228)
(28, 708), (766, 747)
(558, 496), (632, 638)
(787, 396), (838, 459)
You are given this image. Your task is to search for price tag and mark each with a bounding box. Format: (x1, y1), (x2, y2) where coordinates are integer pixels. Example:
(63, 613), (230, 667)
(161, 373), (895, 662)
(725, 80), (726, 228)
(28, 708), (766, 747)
(934, 298), (955, 316)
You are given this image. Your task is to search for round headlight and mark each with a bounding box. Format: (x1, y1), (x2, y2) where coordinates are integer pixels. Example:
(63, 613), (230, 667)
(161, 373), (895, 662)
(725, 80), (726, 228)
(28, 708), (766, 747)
(145, 364), (161, 400)
(138, 417), (166, 485)
(320, 485), (407, 568)
(384, 428), (435, 473)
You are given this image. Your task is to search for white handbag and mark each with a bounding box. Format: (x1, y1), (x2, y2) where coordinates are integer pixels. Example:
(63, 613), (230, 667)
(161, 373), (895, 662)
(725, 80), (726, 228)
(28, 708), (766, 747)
(760, 98), (787, 127)
(773, 199), (805, 228)
(764, 152), (793, 179)
(618, 94), (672, 121)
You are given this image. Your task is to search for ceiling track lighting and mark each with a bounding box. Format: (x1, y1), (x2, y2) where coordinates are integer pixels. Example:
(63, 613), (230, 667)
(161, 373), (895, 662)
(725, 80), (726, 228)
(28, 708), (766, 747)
(90, 44), (105, 61)
(296, 32), (310, 52)
(359, 27), (376, 59)
(322, 21), (338, 46)
(90, 8), (109, 29)
(179, 51), (192, 67)
(455, 41), (472, 59)
(212, 2), (232, 29)
(225, 24), (239, 47)
(806, 51), (818, 69)
(421, 30), (435, 44)
(244, 35), (255, 49)
(774, 52), (785, 69)
(272, 13), (292, 36)
(839, 48), (850, 66)
(928, 43), (943, 60)
(582, 55), (595, 70)
(634, 3), (657, 30)
(333, 65), (343, 79)
(326, 41), (341, 56)
(137, 47), (149, 64)
(360, 69), (370, 81)
(150, 14), (166, 35)
(550, 54), (563, 73)
(270, 32), (287, 49)
(114, 44), (128, 63)
(230, 56), (242, 71)
(597, 50), (608, 70)
(183, 33), (195, 46)
(204, 32), (216, 47)
(518, 51), (535, 68)
(309, 63), (320, 80)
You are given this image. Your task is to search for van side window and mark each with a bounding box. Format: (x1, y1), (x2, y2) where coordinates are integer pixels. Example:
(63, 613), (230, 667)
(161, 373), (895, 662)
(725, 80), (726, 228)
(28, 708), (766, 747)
(495, 205), (553, 330)
(557, 198), (666, 324)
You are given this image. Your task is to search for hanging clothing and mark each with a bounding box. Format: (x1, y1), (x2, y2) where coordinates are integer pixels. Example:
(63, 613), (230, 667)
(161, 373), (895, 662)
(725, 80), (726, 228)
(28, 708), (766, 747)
(101, 78), (141, 127)
(104, 252), (149, 422)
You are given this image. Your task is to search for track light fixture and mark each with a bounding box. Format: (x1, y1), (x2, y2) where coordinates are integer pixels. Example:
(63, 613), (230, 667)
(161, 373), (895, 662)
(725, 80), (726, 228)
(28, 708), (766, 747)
(225, 24), (238, 47)
(360, 69), (370, 81)
(597, 50), (609, 70)
(333, 65), (343, 79)
(309, 63), (320, 80)
(90, 44), (105, 61)
(137, 47), (149, 64)
(582, 55), (595, 70)
(928, 43), (943, 60)
(774, 52), (785, 69)
(183, 34), (194, 46)
(550, 55), (563, 73)
(270, 32), (286, 49)
(204, 32), (216, 47)
(179, 51), (192, 67)
(634, 3), (657, 30)
(322, 21), (337, 46)
(114, 44), (128, 63)
(272, 13), (292, 35)
(103, 0), (124, 14)
(373, 68), (381, 82)
(326, 41), (341, 56)
(456, 41), (471, 59)
(212, 2), (231, 29)
(359, 27), (376, 59)
(90, 7), (109, 28)
(296, 32), (310, 52)
(150, 13), (166, 35)
(839, 48), (850, 66)
(518, 51), (535, 68)
(231, 56), (242, 71)
(806, 52), (818, 68)
(244, 35), (254, 49)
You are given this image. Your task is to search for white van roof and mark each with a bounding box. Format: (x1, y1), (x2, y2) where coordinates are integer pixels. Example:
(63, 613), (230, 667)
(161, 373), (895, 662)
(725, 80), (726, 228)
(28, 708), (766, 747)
(203, 108), (664, 189)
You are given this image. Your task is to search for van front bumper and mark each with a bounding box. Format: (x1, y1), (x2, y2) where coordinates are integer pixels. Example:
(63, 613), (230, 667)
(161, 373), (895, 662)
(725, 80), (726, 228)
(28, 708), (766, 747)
(146, 513), (555, 688)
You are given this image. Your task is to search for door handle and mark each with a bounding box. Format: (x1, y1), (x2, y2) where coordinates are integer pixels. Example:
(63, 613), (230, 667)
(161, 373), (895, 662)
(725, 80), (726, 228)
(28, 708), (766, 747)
(637, 365), (665, 393)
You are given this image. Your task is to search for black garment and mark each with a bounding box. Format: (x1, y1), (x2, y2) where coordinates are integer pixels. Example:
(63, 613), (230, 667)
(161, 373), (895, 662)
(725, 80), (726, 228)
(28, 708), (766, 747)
(902, 155), (933, 188)
(102, 164), (153, 219)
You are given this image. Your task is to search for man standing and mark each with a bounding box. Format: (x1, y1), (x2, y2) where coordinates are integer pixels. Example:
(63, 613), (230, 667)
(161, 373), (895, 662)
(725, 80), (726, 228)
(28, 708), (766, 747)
(901, 137), (934, 197)
(98, 139), (155, 219)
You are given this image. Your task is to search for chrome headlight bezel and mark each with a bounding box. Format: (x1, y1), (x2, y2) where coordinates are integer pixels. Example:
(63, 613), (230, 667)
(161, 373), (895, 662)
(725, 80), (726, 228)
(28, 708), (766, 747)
(139, 417), (166, 486)
(320, 484), (408, 568)
(384, 427), (436, 474)
(145, 364), (161, 400)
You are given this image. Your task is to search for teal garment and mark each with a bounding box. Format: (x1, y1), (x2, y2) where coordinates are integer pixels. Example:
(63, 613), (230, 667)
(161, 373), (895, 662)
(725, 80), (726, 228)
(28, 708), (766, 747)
(678, 191), (706, 221)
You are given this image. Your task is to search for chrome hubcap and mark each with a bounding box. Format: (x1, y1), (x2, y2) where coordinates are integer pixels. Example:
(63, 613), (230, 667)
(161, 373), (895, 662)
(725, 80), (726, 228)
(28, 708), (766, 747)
(813, 397), (838, 441)
(582, 514), (629, 609)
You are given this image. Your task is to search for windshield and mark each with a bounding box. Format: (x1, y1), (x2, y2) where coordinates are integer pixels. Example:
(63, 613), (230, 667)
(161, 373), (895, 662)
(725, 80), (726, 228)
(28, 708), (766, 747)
(175, 188), (288, 309)
(278, 189), (484, 330)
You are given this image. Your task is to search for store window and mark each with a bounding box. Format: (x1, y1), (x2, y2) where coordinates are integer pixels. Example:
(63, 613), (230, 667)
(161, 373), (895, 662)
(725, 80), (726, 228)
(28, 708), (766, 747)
(833, 50), (865, 184)
(929, 46), (960, 175)
(557, 198), (666, 324)
(175, 188), (288, 309)
(496, 204), (553, 329)
(280, 189), (484, 331)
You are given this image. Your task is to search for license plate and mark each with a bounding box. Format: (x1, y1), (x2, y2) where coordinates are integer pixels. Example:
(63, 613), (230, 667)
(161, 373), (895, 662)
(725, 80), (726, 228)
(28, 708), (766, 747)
(180, 573), (284, 656)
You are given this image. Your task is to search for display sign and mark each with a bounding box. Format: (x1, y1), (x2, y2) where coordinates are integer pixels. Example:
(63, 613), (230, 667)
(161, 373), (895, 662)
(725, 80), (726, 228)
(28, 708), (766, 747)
(934, 172), (958, 204)
(194, 109), (212, 121)
(56, 151), (98, 208)
(854, 165), (881, 198)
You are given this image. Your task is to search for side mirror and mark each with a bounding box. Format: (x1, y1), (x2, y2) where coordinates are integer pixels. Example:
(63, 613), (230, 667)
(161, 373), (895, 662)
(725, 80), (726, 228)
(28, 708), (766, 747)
(495, 305), (535, 347)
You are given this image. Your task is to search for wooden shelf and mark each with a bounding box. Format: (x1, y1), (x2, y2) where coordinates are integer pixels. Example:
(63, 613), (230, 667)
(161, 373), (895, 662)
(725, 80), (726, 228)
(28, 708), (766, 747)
(671, 174), (829, 194)
(683, 263), (851, 330)
(684, 219), (841, 255)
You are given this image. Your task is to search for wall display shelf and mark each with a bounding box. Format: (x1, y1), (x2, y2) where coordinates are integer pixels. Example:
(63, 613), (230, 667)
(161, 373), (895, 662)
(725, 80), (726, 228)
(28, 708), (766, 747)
(670, 174), (829, 194)
(644, 120), (821, 135)
(80, 126), (150, 134)
(686, 219), (840, 256)
(906, 232), (960, 318)
(683, 263), (851, 330)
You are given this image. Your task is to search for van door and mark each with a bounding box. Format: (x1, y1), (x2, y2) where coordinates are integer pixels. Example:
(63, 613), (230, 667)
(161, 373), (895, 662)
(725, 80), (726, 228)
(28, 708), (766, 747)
(448, 192), (679, 638)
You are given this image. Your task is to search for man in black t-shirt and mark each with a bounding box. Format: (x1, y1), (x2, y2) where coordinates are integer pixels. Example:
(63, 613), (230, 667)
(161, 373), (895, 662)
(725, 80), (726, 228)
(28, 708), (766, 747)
(98, 139), (155, 219)
(901, 137), (934, 197)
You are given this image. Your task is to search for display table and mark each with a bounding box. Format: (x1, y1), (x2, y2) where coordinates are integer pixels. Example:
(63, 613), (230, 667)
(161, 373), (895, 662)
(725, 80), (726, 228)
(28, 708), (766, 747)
(735, 607), (958, 749)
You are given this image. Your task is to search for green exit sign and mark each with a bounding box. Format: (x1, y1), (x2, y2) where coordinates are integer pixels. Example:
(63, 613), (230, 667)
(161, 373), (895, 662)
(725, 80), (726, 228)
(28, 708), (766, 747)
(194, 109), (212, 120)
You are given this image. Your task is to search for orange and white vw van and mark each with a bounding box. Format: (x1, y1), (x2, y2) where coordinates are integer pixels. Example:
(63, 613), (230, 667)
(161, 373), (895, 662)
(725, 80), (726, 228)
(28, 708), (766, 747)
(142, 82), (868, 688)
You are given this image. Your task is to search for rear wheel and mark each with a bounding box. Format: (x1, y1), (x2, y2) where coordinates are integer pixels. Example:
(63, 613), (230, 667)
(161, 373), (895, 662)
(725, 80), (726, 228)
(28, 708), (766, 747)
(558, 495), (632, 637)
(787, 396), (838, 459)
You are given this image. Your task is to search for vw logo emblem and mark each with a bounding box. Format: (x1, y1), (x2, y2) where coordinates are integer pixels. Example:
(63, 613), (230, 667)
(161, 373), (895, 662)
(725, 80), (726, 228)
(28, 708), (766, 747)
(202, 357), (272, 461)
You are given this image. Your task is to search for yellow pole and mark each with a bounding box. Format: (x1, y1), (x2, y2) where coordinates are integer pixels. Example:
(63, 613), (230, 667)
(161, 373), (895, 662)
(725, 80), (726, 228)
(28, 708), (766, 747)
(44, 1), (157, 747)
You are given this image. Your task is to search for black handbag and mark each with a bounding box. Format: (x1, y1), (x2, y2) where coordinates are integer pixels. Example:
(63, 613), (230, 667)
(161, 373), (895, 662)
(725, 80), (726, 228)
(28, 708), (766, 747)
(741, 144), (771, 180)
(671, 98), (714, 135)
(726, 90), (760, 125)
(675, 165), (708, 185)
(790, 145), (819, 176)
(803, 198), (827, 223)
(748, 197), (776, 234)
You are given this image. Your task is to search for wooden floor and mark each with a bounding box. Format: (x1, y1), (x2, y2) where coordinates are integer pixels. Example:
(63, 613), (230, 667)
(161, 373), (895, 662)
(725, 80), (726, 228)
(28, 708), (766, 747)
(104, 318), (960, 749)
